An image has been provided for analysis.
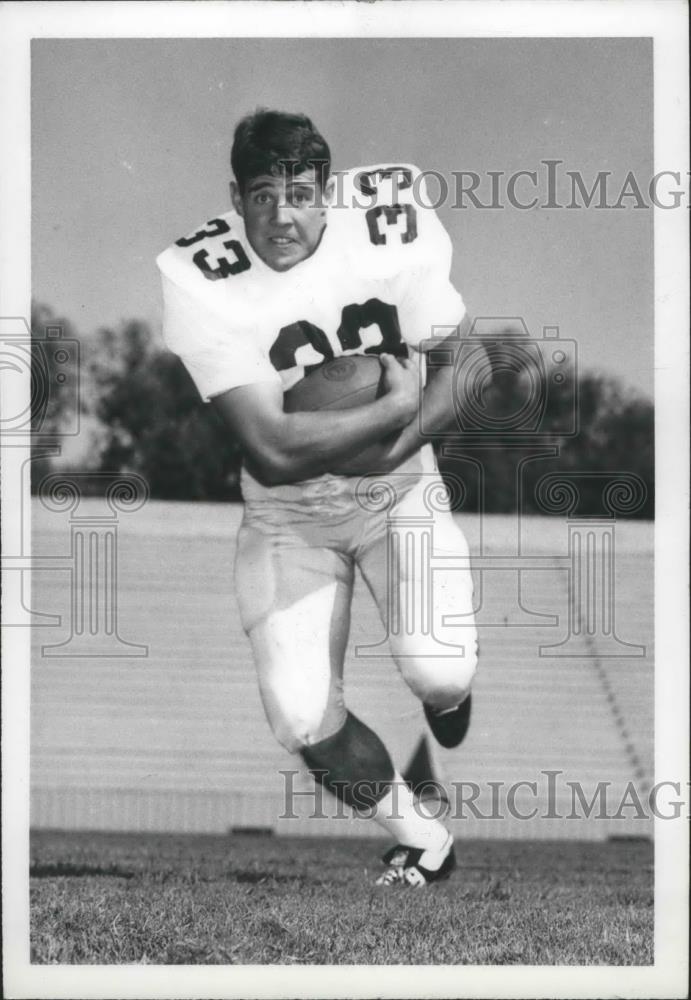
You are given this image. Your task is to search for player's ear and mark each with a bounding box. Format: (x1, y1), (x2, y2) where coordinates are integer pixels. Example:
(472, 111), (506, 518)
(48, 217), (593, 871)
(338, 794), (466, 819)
(230, 181), (244, 217)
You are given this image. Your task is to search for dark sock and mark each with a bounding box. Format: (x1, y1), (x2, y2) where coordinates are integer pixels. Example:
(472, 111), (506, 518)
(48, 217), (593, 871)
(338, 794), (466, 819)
(300, 711), (395, 809)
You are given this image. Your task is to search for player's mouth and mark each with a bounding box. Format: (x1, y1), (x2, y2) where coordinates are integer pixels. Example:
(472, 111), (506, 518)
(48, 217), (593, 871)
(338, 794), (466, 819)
(269, 236), (297, 246)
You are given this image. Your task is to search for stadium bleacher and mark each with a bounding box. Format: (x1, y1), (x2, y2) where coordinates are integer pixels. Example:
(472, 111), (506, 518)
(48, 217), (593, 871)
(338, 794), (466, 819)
(31, 499), (654, 841)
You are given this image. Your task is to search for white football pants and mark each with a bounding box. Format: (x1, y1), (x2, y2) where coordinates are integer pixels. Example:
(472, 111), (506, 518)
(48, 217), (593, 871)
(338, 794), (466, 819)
(234, 471), (478, 752)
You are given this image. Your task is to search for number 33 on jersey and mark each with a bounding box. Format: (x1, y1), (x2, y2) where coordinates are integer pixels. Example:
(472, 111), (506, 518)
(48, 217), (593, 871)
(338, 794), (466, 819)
(156, 163), (467, 402)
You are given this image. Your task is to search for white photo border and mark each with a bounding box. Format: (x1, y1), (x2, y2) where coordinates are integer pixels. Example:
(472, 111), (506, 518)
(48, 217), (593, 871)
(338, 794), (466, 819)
(1, 1), (688, 998)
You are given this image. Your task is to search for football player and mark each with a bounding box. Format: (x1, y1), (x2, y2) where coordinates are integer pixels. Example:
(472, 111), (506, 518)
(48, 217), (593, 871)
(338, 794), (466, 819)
(157, 110), (480, 887)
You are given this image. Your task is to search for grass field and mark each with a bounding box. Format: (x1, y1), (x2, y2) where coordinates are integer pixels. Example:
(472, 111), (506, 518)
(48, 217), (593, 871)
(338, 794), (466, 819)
(30, 829), (653, 965)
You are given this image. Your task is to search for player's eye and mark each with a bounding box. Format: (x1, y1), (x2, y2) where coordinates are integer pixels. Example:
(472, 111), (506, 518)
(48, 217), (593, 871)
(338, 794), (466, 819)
(254, 192), (272, 205)
(290, 191), (311, 206)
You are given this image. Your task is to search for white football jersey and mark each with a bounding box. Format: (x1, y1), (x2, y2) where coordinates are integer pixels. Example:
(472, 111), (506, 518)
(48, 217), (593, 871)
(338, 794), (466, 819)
(156, 163), (466, 499)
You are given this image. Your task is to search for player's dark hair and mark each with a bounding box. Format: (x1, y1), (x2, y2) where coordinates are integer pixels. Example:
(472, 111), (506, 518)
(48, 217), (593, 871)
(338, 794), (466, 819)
(231, 109), (331, 192)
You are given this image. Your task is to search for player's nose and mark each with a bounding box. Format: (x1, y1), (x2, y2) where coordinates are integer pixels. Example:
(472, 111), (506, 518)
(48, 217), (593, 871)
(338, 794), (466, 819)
(271, 199), (293, 226)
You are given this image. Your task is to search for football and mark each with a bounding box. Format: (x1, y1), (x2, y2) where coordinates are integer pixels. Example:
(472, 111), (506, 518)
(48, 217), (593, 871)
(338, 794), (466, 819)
(283, 354), (396, 475)
(283, 354), (385, 412)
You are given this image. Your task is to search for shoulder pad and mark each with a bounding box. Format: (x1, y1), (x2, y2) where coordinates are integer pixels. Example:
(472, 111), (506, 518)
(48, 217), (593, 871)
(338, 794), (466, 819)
(157, 210), (255, 293)
(330, 164), (452, 278)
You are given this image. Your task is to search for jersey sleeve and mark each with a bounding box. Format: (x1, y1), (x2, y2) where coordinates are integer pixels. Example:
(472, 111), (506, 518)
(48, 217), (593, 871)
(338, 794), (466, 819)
(393, 249), (467, 351)
(157, 254), (281, 403)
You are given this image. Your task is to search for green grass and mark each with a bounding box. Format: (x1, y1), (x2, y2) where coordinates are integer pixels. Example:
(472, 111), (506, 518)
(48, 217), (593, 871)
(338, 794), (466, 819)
(30, 830), (653, 965)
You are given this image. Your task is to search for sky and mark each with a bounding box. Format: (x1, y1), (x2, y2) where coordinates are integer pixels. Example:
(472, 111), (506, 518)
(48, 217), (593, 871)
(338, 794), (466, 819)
(31, 37), (653, 397)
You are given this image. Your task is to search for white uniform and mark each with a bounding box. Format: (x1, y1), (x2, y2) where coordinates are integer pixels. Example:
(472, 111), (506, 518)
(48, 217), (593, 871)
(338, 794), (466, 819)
(158, 164), (478, 751)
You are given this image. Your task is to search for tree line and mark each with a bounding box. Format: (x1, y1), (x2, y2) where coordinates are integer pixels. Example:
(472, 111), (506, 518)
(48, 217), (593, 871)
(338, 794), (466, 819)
(30, 302), (654, 518)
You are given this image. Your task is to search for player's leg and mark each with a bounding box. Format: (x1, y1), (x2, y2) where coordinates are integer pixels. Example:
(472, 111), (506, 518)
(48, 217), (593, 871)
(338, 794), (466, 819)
(300, 714), (454, 882)
(358, 476), (478, 748)
(234, 517), (353, 750)
(355, 479), (475, 882)
(235, 513), (453, 878)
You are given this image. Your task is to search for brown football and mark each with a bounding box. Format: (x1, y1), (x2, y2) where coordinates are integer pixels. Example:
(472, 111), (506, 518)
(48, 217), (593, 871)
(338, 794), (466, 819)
(283, 355), (395, 475)
(283, 355), (385, 412)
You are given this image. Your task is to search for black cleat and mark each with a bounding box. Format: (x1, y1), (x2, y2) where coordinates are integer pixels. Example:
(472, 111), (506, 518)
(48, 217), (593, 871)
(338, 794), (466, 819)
(424, 694), (472, 749)
(375, 834), (456, 888)
(375, 844), (410, 886)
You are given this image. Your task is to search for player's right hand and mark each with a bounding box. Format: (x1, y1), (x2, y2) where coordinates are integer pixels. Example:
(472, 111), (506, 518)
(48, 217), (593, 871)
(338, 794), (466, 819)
(379, 353), (421, 424)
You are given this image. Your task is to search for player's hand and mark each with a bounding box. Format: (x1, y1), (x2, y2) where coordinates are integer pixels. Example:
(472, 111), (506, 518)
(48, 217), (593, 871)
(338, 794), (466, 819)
(380, 353), (421, 425)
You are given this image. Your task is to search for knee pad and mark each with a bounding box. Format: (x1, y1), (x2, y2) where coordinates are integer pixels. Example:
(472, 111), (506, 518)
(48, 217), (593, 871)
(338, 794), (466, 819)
(269, 699), (348, 755)
(300, 711), (395, 809)
(398, 632), (478, 712)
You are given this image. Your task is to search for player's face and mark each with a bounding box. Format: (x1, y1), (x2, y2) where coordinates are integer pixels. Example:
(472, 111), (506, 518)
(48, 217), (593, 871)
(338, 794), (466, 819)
(231, 169), (332, 272)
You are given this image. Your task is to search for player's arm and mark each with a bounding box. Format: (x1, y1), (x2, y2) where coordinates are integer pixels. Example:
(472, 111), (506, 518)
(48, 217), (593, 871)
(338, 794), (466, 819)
(158, 269), (417, 483)
(210, 354), (419, 485)
(332, 323), (490, 475)
(413, 320), (492, 428)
